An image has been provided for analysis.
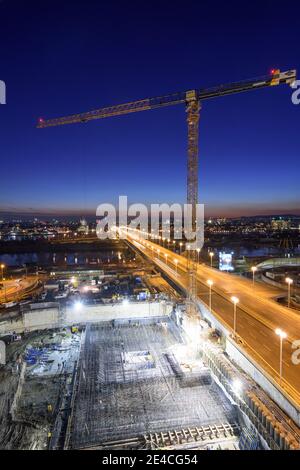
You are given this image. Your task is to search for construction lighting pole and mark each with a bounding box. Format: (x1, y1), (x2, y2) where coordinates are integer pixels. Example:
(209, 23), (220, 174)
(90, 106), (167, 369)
(275, 328), (287, 386)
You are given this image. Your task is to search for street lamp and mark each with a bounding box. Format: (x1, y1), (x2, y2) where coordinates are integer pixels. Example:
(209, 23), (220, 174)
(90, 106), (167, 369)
(231, 296), (239, 337)
(164, 253), (168, 265)
(207, 280), (213, 312)
(251, 266), (257, 285)
(3, 282), (7, 302)
(209, 251), (214, 267)
(174, 259), (178, 274)
(275, 328), (287, 385)
(285, 277), (293, 308)
(179, 242), (183, 255)
(196, 248), (200, 263)
(1, 264), (5, 281)
(157, 248), (160, 259)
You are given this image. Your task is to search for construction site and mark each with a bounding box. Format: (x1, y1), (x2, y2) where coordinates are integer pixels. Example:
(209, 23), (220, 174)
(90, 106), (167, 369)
(0, 313), (243, 450)
(62, 319), (240, 450)
(1, 252), (300, 451)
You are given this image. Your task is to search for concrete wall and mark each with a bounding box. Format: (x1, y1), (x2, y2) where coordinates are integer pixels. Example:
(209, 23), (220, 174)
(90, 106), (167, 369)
(225, 338), (300, 427)
(197, 300), (230, 337)
(0, 317), (26, 335)
(195, 299), (300, 427)
(261, 273), (286, 291)
(0, 301), (171, 335)
(0, 308), (60, 334)
(24, 308), (59, 331)
(64, 301), (171, 325)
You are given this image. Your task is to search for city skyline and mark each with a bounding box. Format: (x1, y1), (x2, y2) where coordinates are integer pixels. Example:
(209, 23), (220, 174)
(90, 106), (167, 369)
(1, 204), (300, 220)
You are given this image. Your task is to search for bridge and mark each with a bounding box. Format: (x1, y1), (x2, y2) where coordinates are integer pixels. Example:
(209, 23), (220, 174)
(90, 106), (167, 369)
(256, 257), (300, 270)
(119, 227), (300, 410)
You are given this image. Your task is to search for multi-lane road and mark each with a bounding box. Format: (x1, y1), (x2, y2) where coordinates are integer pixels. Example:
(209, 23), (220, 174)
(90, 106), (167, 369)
(123, 229), (300, 404)
(0, 276), (42, 305)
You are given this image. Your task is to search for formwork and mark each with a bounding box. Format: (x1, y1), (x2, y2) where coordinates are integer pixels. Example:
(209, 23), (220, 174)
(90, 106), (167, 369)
(67, 318), (238, 449)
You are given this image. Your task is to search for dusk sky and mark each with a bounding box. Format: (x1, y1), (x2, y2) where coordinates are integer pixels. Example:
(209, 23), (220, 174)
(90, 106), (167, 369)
(0, 0), (299, 218)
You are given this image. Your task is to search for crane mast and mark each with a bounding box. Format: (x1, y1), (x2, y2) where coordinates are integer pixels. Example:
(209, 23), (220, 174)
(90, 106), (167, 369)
(37, 68), (296, 318)
(185, 91), (201, 224)
(185, 92), (201, 317)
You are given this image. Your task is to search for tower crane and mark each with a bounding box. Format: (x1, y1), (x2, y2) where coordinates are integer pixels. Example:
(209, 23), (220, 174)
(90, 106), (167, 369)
(37, 68), (296, 316)
(38, 69), (296, 222)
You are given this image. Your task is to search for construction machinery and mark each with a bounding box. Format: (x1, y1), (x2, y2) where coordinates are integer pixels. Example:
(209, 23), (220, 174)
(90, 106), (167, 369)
(37, 68), (296, 316)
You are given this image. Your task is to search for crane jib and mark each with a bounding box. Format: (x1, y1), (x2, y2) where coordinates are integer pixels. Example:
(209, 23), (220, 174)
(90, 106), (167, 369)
(36, 69), (296, 127)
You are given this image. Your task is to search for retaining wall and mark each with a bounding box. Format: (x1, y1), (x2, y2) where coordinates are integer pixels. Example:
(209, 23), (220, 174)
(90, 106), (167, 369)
(0, 301), (171, 335)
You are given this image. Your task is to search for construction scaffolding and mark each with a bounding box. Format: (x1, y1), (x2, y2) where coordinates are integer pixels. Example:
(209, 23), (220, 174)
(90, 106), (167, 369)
(66, 319), (238, 449)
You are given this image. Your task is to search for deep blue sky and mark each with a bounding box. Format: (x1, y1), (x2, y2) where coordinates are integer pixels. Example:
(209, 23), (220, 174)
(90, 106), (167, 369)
(0, 0), (299, 217)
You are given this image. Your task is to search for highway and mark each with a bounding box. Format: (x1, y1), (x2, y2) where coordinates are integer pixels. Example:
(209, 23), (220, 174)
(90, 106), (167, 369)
(0, 276), (42, 305)
(122, 228), (300, 404)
